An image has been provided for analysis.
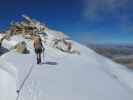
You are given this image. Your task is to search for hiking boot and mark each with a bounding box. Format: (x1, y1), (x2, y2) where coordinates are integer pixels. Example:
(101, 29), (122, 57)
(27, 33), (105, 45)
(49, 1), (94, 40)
(37, 58), (40, 64)
(39, 58), (41, 64)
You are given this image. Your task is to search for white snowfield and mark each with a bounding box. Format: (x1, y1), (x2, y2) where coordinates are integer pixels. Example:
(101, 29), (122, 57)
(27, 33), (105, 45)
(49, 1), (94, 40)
(1, 35), (133, 100)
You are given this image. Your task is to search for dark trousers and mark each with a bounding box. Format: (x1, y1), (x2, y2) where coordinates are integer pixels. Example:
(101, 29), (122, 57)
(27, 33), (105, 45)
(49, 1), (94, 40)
(35, 48), (42, 64)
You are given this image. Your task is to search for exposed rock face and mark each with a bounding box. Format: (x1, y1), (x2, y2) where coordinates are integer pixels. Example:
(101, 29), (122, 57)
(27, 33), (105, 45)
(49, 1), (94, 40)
(14, 41), (29, 54)
(51, 39), (80, 54)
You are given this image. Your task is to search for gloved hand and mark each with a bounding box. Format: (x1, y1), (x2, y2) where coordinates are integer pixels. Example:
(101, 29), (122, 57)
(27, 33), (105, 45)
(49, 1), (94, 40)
(42, 47), (45, 51)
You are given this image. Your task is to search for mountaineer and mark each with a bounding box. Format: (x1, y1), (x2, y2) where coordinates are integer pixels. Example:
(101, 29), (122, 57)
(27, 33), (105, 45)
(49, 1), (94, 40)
(33, 35), (45, 64)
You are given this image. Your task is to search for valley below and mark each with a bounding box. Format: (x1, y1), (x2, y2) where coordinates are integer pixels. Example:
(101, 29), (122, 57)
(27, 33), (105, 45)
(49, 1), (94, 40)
(87, 44), (133, 69)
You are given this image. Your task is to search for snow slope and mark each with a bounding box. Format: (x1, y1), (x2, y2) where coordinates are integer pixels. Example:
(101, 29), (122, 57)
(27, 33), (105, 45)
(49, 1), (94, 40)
(1, 35), (133, 100)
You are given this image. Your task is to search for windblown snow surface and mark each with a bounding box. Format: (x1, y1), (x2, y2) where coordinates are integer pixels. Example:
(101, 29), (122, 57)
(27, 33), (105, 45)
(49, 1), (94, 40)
(1, 35), (133, 100)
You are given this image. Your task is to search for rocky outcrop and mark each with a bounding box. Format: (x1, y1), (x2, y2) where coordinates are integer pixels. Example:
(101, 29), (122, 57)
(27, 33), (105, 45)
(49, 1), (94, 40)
(14, 41), (29, 54)
(51, 39), (80, 54)
(0, 15), (80, 54)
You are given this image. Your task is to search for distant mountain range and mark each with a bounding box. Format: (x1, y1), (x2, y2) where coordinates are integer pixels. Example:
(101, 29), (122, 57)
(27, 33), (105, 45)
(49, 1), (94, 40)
(87, 44), (133, 69)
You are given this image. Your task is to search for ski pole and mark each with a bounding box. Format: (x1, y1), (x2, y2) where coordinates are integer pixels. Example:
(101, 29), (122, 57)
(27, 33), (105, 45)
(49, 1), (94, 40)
(42, 47), (45, 63)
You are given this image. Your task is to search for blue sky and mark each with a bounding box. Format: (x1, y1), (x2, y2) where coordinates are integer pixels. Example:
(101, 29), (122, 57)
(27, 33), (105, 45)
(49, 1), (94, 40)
(0, 0), (133, 44)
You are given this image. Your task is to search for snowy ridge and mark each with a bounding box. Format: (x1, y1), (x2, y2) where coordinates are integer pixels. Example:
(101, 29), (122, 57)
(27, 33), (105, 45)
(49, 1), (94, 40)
(78, 43), (133, 88)
(81, 44), (133, 92)
(96, 53), (133, 91)
(0, 18), (133, 99)
(1, 37), (133, 100)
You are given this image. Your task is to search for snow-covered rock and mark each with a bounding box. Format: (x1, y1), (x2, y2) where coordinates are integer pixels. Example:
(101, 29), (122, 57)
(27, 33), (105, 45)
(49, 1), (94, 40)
(21, 15), (80, 54)
(1, 35), (133, 100)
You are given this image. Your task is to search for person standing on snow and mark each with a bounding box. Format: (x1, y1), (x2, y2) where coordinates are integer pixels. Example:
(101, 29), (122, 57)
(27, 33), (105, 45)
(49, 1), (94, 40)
(33, 35), (45, 64)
